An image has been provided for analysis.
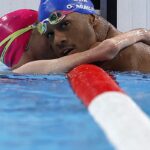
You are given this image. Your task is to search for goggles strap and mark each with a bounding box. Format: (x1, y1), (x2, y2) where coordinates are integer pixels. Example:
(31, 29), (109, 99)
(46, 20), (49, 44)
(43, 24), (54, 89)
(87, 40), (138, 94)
(0, 25), (35, 63)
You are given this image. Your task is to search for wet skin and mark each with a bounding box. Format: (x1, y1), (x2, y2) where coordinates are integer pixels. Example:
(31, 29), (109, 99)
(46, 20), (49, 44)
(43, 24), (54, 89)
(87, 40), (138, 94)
(13, 13), (94, 69)
(13, 29), (57, 69)
(43, 12), (150, 73)
(14, 12), (150, 73)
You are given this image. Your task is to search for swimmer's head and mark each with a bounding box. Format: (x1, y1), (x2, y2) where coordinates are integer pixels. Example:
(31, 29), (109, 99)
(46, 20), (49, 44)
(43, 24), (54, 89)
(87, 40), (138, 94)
(38, 0), (95, 27)
(37, 0), (97, 58)
(0, 9), (38, 67)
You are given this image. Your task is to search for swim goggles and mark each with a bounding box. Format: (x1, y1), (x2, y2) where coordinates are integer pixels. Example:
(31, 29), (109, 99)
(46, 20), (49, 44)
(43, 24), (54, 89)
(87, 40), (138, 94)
(37, 11), (71, 35)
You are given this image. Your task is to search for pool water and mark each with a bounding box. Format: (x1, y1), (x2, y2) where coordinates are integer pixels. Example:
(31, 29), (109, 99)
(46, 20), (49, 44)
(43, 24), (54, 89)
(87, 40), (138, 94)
(113, 71), (150, 116)
(0, 64), (150, 150)
(0, 71), (114, 149)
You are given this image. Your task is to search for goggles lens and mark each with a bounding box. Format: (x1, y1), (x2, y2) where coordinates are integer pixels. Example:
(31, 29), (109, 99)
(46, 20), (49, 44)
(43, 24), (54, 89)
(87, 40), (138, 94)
(37, 11), (70, 35)
(49, 11), (66, 24)
(37, 22), (47, 35)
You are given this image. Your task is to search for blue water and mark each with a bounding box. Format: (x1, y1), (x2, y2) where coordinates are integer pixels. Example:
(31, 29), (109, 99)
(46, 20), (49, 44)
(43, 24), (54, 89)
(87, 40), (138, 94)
(113, 72), (150, 116)
(0, 65), (150, 150)
(0, 70), (114, 149)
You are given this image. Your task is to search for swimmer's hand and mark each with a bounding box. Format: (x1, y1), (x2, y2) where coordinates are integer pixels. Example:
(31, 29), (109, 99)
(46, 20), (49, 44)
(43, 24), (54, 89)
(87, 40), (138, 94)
(88, 28), (150, 61)
(89, 42), (101, 49)
(140, 29), (150, 45)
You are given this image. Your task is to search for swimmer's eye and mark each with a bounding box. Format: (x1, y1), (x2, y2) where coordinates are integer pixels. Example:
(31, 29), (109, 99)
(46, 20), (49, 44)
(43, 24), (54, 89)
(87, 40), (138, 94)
(59, 20), (70, 30)
(45, 32), (54, 39)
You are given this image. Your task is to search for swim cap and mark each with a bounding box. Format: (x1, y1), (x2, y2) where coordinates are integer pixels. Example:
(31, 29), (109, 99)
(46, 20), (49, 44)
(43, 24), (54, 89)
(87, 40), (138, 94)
(0, 9), (38, 67)
(38, 0), (96, 22)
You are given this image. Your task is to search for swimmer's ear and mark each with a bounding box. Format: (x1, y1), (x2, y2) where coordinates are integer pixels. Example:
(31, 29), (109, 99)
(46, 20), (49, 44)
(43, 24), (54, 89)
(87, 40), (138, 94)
(89, 15), (110, 42)
(88, 14), (99, 26)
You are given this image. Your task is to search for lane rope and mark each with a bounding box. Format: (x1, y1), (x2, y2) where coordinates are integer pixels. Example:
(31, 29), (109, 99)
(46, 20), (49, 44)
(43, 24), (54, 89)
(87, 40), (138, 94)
(68, 64), (150, 150)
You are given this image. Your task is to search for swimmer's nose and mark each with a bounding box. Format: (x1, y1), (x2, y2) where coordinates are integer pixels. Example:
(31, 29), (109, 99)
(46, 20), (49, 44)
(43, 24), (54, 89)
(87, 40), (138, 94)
(54, 30), (67, 47)
(52, 30), (69, 57)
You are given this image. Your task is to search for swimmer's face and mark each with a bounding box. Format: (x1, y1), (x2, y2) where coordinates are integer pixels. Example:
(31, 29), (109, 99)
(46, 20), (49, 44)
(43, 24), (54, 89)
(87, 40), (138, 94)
(29, 29), (57, 60)
(44, 13), (97, 57)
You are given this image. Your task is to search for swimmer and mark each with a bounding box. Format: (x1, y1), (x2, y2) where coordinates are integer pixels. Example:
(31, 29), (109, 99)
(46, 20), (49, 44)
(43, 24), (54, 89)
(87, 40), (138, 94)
(33, 0), (150, 73)
(0, 9), (150, 74)
(0, 9), (57, 69)
(13, 28), (150, 74)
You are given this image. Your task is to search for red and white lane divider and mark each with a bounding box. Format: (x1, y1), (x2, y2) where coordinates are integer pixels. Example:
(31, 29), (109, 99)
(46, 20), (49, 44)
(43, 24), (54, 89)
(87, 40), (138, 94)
(68, 64), (150, 150)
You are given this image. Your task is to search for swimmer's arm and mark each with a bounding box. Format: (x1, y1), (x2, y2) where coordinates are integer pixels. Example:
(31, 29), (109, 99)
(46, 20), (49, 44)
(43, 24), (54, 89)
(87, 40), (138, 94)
(12, 49), (107, 74)
(13, 29), (149, 74)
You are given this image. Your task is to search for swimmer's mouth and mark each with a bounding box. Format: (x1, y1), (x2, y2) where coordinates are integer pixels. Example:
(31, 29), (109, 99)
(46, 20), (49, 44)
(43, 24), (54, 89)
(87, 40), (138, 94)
(63, 48), (75, 56)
